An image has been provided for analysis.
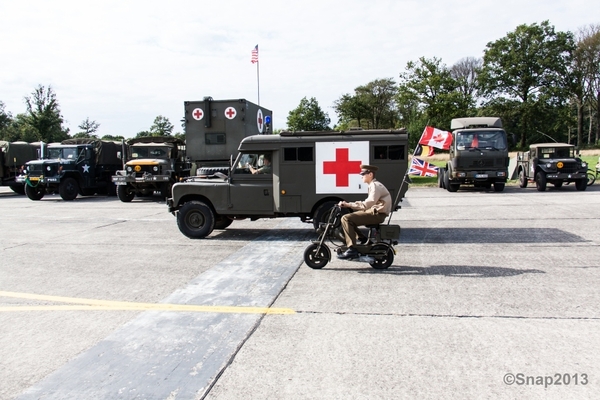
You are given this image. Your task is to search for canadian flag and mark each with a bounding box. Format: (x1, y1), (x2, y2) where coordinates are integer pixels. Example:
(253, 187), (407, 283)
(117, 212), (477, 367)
(419, 126), (453, 150)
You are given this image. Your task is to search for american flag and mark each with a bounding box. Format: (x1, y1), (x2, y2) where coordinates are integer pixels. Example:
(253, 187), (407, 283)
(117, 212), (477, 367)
(409, 157), (439, 177)
(251, 45), (258, 64)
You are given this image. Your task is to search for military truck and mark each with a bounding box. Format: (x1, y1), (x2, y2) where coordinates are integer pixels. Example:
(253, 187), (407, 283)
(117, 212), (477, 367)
(167, 129), (409, 239)
(112, 136), (190, 202)
(0, 141), (39, 194)
(516, 143), (588, 191)
(438, 117), (510, 192)
(184, 97), (272, 175)
(19, 138), (121, 201)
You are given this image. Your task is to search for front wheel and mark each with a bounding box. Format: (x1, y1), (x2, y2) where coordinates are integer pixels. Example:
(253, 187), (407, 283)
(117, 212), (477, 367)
(493, 182), (505, 192)
(437, 169), (445, 188)
(575, 177), (587, 191)
(59, 177), (79, 201)
(369, 244), (394, 269)
(518, 170), (528, 188)
(25, 183), (45, 200)
(177, 201), (215, 239)
(117, 185), (135, 202)
(587, 170), (596, 186)
(304, 243), (331, 269)
(535, 172), (547, 192)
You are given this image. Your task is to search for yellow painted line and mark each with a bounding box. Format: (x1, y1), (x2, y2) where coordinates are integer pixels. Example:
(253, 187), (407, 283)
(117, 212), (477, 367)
(0, 291), (295, 315)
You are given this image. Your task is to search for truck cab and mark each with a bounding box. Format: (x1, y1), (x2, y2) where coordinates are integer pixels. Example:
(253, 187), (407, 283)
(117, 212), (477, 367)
(112, 136), (190, 202)
(516, 143), (587, 191)
(441, 117), (510, 192)
(168, 129), (409, 239)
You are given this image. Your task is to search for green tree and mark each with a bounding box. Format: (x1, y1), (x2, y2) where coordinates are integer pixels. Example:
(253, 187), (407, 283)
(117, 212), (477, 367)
(23, 85), (70, 143)
(0, 101), (12, 139)
(576, 24), (600, 145)
(287, 97), (331, 131)
(479, 21), (575, 147)
(73, 117), (100, 139)
(334, 78), (397, 130)
(149, 115), (174, 136)
(101, 134), (125, 141)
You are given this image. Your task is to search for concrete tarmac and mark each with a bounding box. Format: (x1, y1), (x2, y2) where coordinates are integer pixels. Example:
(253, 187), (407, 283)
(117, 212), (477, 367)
(1, 184), (599, 399)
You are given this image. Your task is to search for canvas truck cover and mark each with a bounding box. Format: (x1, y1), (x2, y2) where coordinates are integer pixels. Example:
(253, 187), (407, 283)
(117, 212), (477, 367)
(60, 138), (121, 165)
(0, 141), (38, 166)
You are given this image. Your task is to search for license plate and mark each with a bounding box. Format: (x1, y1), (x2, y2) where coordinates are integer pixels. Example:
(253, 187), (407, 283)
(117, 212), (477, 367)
(475, 174), (488, 179)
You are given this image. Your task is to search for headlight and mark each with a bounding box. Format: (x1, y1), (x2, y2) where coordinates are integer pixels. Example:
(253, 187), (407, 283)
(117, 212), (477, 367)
(126, 166), (132, 172)
(153, 166), (159, 172)
(46, 166), (51, 171)
(546, 163), (552, 168)
(497, 172), (506, 177)
(582, 162), (587, 168)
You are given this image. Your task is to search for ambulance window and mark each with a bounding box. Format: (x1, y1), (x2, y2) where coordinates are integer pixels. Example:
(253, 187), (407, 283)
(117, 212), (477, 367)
(284, 147), (313, 162)
(374, 145), (404, 160)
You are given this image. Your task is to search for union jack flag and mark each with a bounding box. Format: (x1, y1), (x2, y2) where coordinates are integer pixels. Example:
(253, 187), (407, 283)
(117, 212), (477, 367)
(409, 157), (439, 177)
(251, 45), (258, 64)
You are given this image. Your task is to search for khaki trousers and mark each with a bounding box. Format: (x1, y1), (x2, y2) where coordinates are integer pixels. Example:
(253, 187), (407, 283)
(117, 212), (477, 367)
(340, 211), (387, 248)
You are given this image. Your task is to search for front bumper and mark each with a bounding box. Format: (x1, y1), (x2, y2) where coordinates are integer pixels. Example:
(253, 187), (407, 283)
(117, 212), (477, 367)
(545, 172), (586, 180)
(112, 175), (171, 185)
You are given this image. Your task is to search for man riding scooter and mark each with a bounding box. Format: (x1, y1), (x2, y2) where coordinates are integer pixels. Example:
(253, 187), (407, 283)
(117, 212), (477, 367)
(337, 164), (392, 260)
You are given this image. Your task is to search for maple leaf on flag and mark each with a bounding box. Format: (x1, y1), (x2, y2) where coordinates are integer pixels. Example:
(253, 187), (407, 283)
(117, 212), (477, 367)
(419, 126), (452, 150)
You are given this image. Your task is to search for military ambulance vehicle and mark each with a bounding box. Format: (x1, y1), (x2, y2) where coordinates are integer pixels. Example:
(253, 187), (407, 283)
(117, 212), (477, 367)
(516, 143), (588, 191)
(167, 129), (409, 239)
(0, 141), (38, 194)
(112, 136), (190, 202)
(20, 138), (121, 201)
(184, 97), (272, 175)
(438, 117), (510, 192)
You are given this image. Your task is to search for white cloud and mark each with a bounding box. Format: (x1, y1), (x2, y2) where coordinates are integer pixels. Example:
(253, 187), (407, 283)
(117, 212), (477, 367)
(1, 0), (598, 137)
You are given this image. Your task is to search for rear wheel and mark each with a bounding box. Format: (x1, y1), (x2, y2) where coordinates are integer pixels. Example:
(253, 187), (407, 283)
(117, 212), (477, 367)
(304, 243), (330, 269)
(575, 177), (587, 191)
(587, 170), (596, 186)
(59, 177), (79, 201)
(177, 201), (215, 239)
(518, 170), (528, 188)
(369, 244), (394, 269)
(25, 183), (45, 200)
(117, 185), (135, 202)
(535, 172), (546, 192)
(437, 169), (445, 188)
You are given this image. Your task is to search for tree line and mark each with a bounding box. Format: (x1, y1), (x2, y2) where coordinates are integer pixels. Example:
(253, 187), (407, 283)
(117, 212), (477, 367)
(3, 21), (599, 149)
(0, 85), (182, 143)
(286, 21), (600, 149)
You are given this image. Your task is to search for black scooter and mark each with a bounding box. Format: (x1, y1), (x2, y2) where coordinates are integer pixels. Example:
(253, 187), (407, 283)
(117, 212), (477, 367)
(304, 205), (400, 269)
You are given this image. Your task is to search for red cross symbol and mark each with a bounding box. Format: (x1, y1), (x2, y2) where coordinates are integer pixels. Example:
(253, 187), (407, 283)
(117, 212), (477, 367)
(257, 112), (263, 130)
(192, 108), (203, 120)
(225, 107), (237, 119)
(323, 148), (362, 187)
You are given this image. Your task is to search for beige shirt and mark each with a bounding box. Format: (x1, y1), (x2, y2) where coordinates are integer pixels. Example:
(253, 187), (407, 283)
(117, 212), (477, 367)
(347, 179), (392, 215)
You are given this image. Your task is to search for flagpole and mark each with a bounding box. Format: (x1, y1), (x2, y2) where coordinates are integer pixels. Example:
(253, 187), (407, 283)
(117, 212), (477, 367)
(256, 59), (260, 105)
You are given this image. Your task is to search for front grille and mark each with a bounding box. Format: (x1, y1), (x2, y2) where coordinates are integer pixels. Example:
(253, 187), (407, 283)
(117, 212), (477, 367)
(130, 165), (157, 177)
(458, 158), (505, 169)
(556, 162), (579, 173)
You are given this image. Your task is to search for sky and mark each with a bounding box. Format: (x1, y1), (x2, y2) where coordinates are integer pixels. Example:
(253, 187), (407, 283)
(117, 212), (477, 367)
(1, 0), (599, 138)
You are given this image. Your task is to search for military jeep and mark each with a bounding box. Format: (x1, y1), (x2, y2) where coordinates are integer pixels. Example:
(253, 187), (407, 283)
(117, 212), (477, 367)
(516, 143), (588, 191)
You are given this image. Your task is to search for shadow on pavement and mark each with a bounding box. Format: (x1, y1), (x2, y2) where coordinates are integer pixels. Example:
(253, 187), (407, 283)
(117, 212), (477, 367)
(320, 264), (546, 278)
(400, 227), (586, 244)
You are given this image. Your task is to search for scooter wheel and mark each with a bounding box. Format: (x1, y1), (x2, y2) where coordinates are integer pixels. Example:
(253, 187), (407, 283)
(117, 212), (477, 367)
(304, 243), (330, 269)
(369, 244), (394, 269)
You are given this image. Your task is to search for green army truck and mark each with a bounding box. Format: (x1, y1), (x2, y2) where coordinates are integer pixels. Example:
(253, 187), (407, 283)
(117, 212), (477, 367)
(112, 136), (190, 202)
(20, 138), (121, 201)
(184, 97), (273, 175)
(516, 143), (588, 191)
(167, 129), (409, 239)
(0, 141), (39, 194)
(438, 117), (510, 192)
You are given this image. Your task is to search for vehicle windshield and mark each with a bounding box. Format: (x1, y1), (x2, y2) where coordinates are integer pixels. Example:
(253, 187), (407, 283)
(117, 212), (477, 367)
(456, 131), (507, 150)
(48, 147), (80, 160)
(538, 147), (574, 159)
(130, 146), (170, 159)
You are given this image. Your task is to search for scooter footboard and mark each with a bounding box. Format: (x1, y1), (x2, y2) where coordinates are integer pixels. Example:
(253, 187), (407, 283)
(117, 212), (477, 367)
(379, 224), (400, 240)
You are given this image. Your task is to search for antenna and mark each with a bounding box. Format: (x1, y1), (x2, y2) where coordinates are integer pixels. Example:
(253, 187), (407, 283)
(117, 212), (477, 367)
(536, 130), (558, 143)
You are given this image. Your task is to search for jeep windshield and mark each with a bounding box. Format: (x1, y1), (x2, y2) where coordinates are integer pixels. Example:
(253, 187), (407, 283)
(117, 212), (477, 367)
(538, 147), (575, 159)
(455, 131), (507, 151)
(130, 146), (170, 160)
(47, 147), (81, 160)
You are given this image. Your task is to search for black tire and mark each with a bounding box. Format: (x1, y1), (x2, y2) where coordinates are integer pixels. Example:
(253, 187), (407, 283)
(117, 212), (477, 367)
(303, 243), (330, 269)
(177, 201), (215, 239)
(59, 177), (79, 201)
(493, 182), (505, 192)
(575, 178), (587, 191)
(160, 182), (172, 199)
(107, 181), (117, 197)
(117, 185), (135, 202)
(214, 216), (233, 230)
(518, 169), (528, 188)
(369, 244), (394, 269)
(9, 184), (25, 195)
(25, 183), (45, 200)
(553, 181), (563, 188)
(535, 171), (546, 192)
(437, 169), (445, 188)
(587, 170), (596, 186)
(447, 182), (459, 192)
